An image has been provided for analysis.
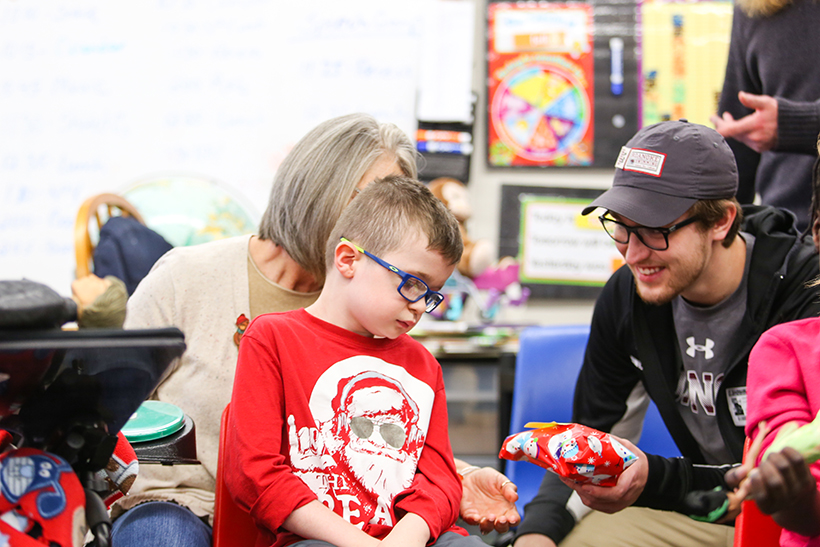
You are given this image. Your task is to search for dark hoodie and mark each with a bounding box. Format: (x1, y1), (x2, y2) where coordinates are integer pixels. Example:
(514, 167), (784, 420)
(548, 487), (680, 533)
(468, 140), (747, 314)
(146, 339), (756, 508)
(516, 205), (820, 544)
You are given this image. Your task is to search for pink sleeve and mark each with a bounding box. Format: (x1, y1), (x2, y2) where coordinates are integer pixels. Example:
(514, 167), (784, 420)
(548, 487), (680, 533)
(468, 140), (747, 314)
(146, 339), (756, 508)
(224, 322), (317, 533)
(746, 328), (815, 463)
(392, 382), (462, 541)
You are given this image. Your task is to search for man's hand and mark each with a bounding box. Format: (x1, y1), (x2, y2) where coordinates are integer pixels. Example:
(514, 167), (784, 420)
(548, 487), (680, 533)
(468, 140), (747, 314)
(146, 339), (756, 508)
(710, 91), (778, 153)
(460, 466), (521, 534)
(558, 437), (648, 514)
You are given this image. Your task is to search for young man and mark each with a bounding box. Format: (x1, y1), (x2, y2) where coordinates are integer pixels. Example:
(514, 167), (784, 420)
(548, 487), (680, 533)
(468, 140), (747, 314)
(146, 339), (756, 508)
(225, 176), (487, 547)
(514, 120), (820, 547)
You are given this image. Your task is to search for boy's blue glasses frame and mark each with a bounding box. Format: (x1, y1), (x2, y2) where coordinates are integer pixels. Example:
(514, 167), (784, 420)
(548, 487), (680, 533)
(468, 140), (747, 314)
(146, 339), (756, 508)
(340, 237), (444, 313)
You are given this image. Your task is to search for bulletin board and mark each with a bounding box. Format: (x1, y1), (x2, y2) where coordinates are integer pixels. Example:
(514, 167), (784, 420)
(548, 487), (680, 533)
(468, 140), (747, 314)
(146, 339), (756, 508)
(486, 0), (640, 169)
(499, 185), (623, 299)
(639, 0), (733, 126)
(486, 0), (733, 170)
(487, 3), (595, 167)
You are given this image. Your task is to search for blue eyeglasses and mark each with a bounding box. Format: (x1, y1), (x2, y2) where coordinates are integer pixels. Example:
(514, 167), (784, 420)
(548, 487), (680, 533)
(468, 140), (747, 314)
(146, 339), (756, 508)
(340, 237), (444, 313)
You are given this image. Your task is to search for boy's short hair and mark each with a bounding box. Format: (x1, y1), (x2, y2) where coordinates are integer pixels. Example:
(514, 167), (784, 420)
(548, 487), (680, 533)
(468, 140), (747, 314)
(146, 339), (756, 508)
(325, 175), (463, 271)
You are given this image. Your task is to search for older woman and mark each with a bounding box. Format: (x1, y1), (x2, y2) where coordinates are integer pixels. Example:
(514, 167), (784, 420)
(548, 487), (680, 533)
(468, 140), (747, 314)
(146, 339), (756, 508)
(110, 113), (519, 546)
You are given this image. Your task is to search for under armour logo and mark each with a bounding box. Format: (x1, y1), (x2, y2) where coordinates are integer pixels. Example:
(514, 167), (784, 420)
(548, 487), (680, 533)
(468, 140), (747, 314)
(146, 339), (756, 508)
(685, 337), (714, 359)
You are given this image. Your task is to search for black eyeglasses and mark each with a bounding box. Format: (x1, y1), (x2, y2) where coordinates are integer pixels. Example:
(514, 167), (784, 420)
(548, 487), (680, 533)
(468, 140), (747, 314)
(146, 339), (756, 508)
(598, 214), (701, 251)
(340, 237), (445, 313)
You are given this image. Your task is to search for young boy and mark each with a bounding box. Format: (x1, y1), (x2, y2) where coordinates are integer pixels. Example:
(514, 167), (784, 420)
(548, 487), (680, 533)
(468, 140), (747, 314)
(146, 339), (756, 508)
(225, 176), (486, 547)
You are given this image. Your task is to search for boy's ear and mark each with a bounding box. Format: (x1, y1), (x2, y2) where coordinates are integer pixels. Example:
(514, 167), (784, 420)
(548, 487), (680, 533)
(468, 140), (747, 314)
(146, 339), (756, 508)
(334, 240), (359, 279)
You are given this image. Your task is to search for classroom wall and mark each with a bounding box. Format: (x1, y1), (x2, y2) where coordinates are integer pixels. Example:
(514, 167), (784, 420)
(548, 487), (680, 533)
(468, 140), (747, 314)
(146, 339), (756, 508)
(0, 0), (431, 294)
(465, 0), (607, 326)
(0, 0), (618, 325)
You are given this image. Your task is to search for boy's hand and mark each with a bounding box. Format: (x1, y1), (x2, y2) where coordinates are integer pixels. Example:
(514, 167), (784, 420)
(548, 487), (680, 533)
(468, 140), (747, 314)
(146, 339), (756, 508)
(460, 467), (520, 533)
(283, 500), (381, 547)
(382, 513), (430, 547)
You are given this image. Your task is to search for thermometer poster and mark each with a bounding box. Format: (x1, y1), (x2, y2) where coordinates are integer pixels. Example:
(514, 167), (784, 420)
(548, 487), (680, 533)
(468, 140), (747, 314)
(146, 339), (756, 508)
(487, 3), (594, 167)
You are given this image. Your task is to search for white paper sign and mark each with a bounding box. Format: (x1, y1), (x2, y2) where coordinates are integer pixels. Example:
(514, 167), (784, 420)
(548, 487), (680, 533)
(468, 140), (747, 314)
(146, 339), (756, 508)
(520, 197), (622, 285)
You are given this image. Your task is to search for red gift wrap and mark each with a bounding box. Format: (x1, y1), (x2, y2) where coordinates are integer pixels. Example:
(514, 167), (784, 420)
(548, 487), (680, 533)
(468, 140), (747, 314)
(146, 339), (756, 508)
(499, 422), (638, 486)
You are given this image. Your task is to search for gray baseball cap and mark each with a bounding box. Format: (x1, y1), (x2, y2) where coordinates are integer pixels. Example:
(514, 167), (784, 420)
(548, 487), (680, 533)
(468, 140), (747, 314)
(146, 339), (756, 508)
(581, 120), (738, 227)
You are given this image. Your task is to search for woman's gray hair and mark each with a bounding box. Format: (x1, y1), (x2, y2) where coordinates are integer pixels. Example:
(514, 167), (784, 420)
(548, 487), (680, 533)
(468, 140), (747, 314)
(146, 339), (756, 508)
(258, 113), (417, 285)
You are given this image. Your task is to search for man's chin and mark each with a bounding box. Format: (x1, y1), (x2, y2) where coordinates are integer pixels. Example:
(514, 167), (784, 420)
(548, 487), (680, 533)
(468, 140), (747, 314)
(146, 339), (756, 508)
(635, 284), (677, 306)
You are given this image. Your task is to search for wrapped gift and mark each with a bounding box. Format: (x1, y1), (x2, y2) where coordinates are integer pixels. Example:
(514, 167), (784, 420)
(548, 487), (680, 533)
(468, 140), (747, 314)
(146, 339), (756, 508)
(499, 422), (638, 486)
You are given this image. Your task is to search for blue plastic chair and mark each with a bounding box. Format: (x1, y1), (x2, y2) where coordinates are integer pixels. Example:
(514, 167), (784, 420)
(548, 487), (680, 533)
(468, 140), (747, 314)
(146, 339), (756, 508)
(505, 325), (681, 517)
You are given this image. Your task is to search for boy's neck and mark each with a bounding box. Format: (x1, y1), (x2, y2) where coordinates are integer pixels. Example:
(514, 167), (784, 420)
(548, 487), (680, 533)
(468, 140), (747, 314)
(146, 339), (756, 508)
(305, 278), (376, 338)
(249, 236), (321, 293)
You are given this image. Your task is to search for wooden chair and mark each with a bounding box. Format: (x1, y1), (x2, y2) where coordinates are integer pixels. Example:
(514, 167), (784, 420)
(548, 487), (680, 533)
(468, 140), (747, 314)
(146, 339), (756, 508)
(213, 403), (258, 547)
(74, 193), (145, 278)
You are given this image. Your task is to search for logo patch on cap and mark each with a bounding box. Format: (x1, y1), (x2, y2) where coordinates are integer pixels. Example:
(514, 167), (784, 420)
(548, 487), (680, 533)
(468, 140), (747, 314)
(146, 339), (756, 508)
(614, 146), (666, 177)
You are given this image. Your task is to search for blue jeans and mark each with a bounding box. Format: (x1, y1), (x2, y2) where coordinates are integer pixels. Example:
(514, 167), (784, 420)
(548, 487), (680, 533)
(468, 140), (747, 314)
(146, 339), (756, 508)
(111, 501), (212, 547)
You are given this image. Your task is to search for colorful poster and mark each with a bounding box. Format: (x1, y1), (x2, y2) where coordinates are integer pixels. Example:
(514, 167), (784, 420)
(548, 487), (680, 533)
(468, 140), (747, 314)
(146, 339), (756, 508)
(487, 3), (595, 167)
(640, 0), (733, 126)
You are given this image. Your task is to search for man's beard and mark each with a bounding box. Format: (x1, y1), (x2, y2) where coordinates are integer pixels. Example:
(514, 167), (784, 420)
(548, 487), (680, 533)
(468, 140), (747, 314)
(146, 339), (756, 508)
(632, 236), (710, 306)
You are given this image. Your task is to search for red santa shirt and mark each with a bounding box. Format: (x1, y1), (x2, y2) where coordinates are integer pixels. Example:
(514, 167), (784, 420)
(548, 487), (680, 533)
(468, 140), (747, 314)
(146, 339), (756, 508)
(225, 309), (466, 547)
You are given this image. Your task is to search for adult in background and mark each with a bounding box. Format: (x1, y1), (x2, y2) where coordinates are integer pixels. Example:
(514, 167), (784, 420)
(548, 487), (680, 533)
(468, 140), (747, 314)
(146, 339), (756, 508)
(514, 120), (820, 547)
(110, 113), (519, 547)
(711, 0), (820, 232)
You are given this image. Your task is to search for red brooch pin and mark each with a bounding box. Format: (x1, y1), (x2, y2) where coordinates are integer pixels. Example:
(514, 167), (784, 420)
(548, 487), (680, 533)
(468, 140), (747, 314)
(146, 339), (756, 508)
(234, 314), (250, 347)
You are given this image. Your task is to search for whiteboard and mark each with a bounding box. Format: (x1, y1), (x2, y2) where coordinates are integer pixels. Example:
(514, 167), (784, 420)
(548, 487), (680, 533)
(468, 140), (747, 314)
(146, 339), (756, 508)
(0, 0), (473, 294)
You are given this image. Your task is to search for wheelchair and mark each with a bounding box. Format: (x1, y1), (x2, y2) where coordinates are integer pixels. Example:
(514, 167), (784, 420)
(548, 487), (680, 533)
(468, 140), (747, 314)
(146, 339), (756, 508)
(0, 279), (188, 547)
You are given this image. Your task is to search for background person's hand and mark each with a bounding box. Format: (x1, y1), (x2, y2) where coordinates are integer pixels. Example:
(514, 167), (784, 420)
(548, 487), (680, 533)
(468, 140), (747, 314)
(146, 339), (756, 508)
(71, 274), (127, 328)
(710, 91), (778, 153)
(460, 466), (521, 534)
(71, 274), (111, 312)
(558, 436), (647, 514)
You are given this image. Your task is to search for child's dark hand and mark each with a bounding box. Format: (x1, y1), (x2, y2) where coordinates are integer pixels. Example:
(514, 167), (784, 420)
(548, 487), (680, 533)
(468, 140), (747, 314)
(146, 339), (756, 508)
(747, 446), (816, 515)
